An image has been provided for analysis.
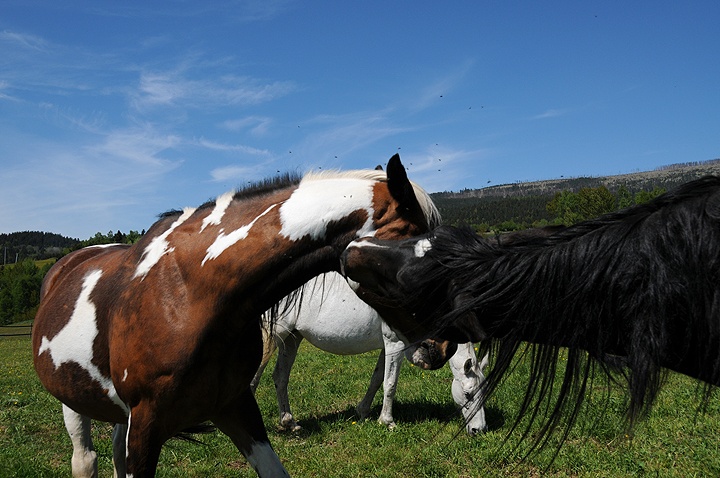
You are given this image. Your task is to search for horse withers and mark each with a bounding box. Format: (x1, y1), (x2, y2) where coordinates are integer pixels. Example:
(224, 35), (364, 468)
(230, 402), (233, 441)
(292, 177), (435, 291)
(33, 154), (441, 477)
(251, 271), (488, 435)
(341, 175), (720, 450)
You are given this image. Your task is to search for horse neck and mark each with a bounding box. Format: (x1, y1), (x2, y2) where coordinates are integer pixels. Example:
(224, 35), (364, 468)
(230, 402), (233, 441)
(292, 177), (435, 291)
(172, 184), (378, 318)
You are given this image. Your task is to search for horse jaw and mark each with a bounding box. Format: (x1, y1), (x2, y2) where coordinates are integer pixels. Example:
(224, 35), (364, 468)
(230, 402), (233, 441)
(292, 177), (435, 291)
(407, 340), (458, 370)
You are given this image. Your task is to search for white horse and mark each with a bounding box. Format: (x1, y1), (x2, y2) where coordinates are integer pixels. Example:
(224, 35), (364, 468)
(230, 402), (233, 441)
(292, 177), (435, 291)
(251, 272), (489, 435)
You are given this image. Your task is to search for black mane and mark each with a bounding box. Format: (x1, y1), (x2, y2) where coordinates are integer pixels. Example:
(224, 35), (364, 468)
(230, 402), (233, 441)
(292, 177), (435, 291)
(410, 175), (720, 451)
(159, 172), (302, 219)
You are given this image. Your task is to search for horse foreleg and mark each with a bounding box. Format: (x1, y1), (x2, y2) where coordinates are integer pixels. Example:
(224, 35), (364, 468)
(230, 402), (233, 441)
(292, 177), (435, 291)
(356, 351), (384, 421)
(378, 341), (406, 429)
(62, 404), (98, 478)
(112, 422), (127, 478)
(272, 332), (303, 432)
(213, 388), (290, 477)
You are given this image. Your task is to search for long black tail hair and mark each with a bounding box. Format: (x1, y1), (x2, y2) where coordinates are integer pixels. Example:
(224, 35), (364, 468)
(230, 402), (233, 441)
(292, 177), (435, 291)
(408, 176), (720, 450)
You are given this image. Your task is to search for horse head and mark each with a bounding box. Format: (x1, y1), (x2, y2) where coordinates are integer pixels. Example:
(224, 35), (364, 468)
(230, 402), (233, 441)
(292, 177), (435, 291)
(450, 345), (489, 435)
(341, 226), (487, 345)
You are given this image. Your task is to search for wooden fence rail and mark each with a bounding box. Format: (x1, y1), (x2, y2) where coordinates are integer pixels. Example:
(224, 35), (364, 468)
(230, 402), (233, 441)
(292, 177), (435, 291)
(0, 324), (33, 337)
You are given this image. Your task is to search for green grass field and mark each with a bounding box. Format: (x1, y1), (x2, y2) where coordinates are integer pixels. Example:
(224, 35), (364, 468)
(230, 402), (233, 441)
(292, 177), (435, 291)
(1, 332), (718, 477)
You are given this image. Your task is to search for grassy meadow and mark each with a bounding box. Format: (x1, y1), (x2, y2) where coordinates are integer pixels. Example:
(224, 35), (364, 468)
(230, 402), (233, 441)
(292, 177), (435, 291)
(1, 329), (719, 477)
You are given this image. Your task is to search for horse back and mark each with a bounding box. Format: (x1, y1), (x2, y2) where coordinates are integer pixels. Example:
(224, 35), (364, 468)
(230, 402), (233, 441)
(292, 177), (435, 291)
(40, 244), (130, 299)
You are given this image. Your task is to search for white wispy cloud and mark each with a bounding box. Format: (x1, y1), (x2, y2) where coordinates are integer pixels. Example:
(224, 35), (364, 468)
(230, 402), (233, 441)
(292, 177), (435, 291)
(294, 110), (412, 162)
(133, 70), (296, 111)
(221, 116), (273, 136)
(399, 146), (490, 193)
(195, 138), (271, 156)
(84, 127), (182, 168)
(210, 165), (260, 182)
(0, 30), (48, 51)
(0, 124), (183, 237)
(410, 59), (476, 112)
(532, 108), (570, 120)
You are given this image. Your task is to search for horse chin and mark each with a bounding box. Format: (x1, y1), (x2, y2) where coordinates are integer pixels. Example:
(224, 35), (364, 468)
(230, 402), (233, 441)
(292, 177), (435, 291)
(410, 340), (458, 370)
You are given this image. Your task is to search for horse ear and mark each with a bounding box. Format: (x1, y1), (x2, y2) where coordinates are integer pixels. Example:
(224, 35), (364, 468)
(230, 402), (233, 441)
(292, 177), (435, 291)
(375, 164), (384, 171)
(479, 352), (490, 372)
(386, 153), (421, 212)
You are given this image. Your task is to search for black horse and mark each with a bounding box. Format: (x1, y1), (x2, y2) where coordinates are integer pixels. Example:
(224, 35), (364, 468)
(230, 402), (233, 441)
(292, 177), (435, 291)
(341, 175), (720, 448)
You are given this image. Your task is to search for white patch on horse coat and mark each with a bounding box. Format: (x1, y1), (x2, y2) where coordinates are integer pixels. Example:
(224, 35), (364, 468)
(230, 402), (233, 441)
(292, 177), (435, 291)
(125, 411), (133, 478)
(200, 191), (235, 233)
(38, 270), (129, 415)
(345, 277), (361, 291)
(345, 239), (389, 250)
(202, 203), (279, 266)
(133, 208), (196, 280)
(122, 369), (128, 382)
(279, 178), (376, 241)
(414, 239), (432, 257)
(245, 441), (289, 477)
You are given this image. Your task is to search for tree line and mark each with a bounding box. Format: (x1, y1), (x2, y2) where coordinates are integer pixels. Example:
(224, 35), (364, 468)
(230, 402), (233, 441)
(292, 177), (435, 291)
(0, 229), (144, 325)
(434, 184), (666, 233)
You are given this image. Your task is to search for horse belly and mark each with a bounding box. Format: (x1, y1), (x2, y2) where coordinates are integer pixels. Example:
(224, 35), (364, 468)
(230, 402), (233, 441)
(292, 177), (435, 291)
(295, 306), (384, 355)
(291, 272), (386, 355)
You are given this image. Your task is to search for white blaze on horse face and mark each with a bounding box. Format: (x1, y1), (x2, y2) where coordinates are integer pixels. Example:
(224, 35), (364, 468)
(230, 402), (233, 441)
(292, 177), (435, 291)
(202, 203), (280, 266)
(414, 239), (432, 257)
(133, 207), (196, 280)
(279, 178), (376, 241)
(200, 191), (235, 233)
(38, 270), (129, 415)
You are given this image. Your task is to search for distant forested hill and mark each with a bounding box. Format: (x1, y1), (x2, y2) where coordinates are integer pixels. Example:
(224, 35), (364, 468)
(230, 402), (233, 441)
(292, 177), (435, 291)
(0, 231), (80, 263)
(432, 158), (720, 230)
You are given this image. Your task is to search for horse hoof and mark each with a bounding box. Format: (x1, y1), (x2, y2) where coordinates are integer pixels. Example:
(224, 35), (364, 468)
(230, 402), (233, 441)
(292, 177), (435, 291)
(278, 422), (302, 433)
(279, 415), (302, 433)
(379, 418), (396, 430)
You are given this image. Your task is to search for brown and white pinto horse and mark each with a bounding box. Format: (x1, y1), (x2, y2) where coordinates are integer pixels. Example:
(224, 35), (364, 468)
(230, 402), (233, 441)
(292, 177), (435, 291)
(33, 154), (441, 477)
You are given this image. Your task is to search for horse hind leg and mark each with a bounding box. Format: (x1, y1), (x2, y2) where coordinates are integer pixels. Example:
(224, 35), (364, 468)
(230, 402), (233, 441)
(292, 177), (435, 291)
(272, 332), (303, 432)
(356, 350), (384, 422)
(378, 342), (406, 430)
(62, 404), (97, 478)
(250, 324), (278, 394)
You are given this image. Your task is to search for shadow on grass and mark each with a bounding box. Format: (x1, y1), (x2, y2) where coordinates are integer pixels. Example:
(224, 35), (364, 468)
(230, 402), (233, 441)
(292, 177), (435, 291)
(275, 402), (506, 435)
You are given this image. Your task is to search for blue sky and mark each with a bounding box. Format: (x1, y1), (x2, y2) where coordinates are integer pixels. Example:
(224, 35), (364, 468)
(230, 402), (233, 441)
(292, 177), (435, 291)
(1, 1), (718, 239)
